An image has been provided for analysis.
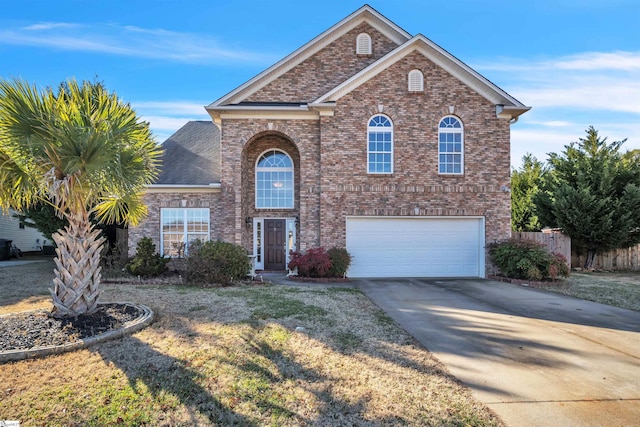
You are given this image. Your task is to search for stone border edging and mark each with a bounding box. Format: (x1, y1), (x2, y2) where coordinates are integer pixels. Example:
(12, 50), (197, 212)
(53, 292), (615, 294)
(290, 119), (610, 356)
(0, 302), (154, 363)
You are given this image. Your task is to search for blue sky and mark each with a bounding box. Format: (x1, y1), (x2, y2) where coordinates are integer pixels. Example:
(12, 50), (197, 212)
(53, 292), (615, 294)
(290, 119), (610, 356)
(1, 0), (638, 167)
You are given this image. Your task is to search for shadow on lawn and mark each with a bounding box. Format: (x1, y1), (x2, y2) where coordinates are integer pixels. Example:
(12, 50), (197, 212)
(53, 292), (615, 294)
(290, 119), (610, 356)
(93, 309), (443, 426)
(93, 321), (416, 426)
(96, 333), (257, 426)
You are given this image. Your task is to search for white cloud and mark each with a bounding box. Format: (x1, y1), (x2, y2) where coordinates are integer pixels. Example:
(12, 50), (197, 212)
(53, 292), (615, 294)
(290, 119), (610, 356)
(0, 22), (279, 64)
(554, 51), (640, 71)
(529, 120), (574, 127)
(475, 51), (640, 72)
(133, 101), (209, 116)
(475, 51), (640, 115)
(23, 22), (80, 31)
(476, 51), (640, 166)
(140, 115), (211, 133)
(511, 122), (640, 167)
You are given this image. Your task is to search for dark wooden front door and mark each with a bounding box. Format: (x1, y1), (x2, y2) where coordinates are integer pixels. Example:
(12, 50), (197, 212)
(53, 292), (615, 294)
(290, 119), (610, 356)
(265, 219), (286, 270)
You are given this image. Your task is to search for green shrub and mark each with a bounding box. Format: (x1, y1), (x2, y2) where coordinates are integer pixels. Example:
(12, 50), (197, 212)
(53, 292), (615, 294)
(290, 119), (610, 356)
(327, 247), (352, 278)
(489, 238), (569, 281)
(185, 240), (250, 285)
(126, 237), (170, 277)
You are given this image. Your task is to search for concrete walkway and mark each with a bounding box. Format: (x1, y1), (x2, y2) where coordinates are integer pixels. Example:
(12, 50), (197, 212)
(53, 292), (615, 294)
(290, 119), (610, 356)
(0, 259), (47, 267)
(355, 278), (640, 427)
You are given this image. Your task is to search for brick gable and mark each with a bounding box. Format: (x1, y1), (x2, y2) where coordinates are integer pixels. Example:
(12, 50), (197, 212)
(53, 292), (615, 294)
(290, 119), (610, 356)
(246, 23), (399, 103)
(316, 50), (511, 249)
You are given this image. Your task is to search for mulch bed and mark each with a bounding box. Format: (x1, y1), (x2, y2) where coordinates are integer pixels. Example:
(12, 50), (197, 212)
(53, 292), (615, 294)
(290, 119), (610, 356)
(0, 303), (142, 352)
(286, 276), (351, 283)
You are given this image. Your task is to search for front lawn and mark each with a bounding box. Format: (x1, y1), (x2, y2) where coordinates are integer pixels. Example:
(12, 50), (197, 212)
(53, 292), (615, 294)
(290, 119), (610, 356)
(0, 260), (502, 426)
(534, 271), (640, 311)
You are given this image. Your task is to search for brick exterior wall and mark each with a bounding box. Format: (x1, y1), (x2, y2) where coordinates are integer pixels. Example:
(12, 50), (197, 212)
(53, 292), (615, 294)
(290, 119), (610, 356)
(219, 120), (321, 252)
(246, 23), (400, 103)
(318, 50), (512, 256)
(128, 191), (222, 257)
(131, 19), (515, 276)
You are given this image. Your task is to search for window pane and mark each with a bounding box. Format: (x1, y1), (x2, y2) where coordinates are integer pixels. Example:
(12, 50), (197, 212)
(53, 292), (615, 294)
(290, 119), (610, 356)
(367, 116), (392, 174)
(256, 152), (294, 208)
(161, 208), (209, 256)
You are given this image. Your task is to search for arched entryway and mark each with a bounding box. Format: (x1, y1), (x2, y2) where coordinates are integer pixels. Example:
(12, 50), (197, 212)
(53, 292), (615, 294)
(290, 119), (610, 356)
(242, 132), (300, 271)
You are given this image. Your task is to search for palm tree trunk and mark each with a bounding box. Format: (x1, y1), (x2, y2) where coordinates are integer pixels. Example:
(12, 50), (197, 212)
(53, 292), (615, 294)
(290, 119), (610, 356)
(49, 216), (106, 318)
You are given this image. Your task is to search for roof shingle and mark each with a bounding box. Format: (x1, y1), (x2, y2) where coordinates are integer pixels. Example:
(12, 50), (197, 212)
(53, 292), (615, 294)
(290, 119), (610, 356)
(155, 121), (220, 185)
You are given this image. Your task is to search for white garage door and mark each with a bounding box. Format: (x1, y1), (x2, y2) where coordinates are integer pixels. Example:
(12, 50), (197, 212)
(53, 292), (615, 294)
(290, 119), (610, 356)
(346, 217), (484, 278)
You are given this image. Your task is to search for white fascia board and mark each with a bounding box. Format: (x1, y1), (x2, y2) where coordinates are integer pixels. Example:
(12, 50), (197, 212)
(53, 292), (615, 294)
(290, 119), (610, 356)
(209, 104), (322, 121)
(308, 102), (336, 117)
(496, 105), (532, 120)
(315, 35), (531, 114)
(145, 184), (222, 194)
(207, 5), (411, 107)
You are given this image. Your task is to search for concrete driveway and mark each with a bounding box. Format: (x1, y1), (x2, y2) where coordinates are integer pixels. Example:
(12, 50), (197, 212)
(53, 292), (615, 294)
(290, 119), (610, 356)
(356, 278), (640, 427)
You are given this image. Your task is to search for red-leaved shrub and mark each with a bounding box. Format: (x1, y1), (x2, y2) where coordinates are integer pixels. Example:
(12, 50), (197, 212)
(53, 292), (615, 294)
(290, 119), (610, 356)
(288, 247), (332, 278)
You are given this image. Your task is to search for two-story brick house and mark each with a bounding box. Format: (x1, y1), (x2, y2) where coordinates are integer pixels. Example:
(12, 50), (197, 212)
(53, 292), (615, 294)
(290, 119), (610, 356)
(129, 5), (530, 278)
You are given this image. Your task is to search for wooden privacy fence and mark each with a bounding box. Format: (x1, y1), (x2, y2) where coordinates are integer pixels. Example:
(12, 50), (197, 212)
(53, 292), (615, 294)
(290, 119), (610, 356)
(572, 245), (640, 271)
(512, 231), (572, 268)
(513, 231), (640, 271)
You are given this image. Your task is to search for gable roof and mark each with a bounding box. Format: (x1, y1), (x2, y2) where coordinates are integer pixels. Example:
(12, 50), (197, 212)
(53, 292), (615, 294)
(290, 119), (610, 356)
(314, 34), (530, 118)
(154, 121), (221, 186)
(207, 5), (529, 122)
(207, 4), (411, 108)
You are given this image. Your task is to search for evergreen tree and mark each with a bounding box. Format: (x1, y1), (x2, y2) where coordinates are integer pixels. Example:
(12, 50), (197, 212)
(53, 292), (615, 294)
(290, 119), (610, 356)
(14, 202), (67, 242)
(535, 127), (640, 268)
(511, 154), (545, 231)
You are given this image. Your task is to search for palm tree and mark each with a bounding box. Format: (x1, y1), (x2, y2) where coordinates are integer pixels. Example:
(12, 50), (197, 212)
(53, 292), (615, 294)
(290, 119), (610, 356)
(0, 78), (162, 318)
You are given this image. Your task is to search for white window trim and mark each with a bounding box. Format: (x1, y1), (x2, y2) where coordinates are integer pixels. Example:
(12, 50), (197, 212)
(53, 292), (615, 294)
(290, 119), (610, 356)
(408, 69), (424, 92)
(160, 208), (210, 256)
(438, 115), (464, 175)
(255, 149), (295, 209)
(252, 217), (297, 271)
(367, 114), (394, 174)
(356, 33), (372, 55)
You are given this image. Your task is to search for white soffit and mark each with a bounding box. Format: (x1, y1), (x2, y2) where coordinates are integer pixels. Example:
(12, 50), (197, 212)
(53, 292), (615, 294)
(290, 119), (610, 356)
(315, 34), (530, 112)
(207, 5), (411, 108)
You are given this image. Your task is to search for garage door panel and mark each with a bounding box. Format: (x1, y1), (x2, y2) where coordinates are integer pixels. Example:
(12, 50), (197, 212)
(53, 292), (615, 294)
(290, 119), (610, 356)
(346, 217), (483, 278)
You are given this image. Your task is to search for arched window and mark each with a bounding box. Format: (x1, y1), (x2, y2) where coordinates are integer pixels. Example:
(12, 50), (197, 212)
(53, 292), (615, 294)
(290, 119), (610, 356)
(356, 33), (372, 55)
(368, 115), (393, 174)
(408, 69), (424, 92)
(256, 150), (294, 208)
(438, 116), (464, 174)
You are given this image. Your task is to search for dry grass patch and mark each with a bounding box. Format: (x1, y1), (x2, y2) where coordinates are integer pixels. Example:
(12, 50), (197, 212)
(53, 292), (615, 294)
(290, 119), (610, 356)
(535, 271), (640, 311)
(1, 261), (502, 426)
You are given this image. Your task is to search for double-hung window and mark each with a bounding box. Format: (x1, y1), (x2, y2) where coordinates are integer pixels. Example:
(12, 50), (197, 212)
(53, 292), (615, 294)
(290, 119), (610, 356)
(160, 208), (209, 256)
(367, 115), (393, 174)
(438, 116), (464, 174)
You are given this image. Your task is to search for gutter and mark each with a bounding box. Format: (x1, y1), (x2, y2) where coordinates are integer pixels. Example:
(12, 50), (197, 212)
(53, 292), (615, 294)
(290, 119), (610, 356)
(144, 183), (222, 194)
